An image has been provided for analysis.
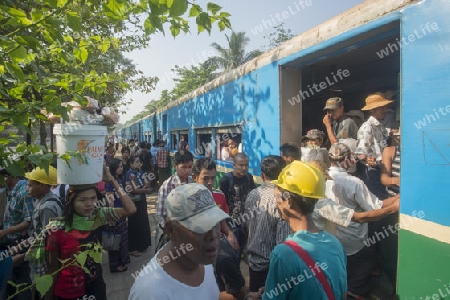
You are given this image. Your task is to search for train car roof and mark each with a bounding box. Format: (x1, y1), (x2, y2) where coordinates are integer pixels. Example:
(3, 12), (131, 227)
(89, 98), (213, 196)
(156, 0), (413, 114)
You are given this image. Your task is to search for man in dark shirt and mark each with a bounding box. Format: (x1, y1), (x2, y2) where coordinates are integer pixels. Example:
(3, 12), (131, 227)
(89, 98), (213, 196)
(219, 153), (256, 261)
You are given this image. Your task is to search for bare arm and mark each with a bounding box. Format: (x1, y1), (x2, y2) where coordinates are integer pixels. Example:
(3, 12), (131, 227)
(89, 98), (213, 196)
(131, 187), (152, 194)
(220, 220), (239, 251)
(381, 146), (400, 187)
(112, 179), (136, 218)
(219, 286), (249, 300)
(381, 193), (400, 208)
(105, 192), (115, 207)
(0, 221), (31, 238)
(352, 197), (399, 223)
(323, 115), (338, 144)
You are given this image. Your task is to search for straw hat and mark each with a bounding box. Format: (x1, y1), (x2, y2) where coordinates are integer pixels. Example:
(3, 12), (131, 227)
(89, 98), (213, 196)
(361, 93), (393, 111)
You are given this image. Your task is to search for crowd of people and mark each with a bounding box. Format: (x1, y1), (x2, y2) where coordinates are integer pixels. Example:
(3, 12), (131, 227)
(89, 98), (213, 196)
(0, 138), (171, 299)
(130, 92), (400, 299)
(0, 91), (400, 300)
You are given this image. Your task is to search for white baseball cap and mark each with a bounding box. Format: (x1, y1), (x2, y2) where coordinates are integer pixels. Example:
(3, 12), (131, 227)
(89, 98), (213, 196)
(165, 184), (228, 234)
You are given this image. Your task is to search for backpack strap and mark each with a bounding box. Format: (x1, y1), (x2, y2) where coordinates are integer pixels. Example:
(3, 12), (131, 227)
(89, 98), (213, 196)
(225, 172), (234, 203)
(59, 184), (66, 205)
(283, 240), (335, 300)
(44, 197), (64, 212)
(246, 173), (253, 183)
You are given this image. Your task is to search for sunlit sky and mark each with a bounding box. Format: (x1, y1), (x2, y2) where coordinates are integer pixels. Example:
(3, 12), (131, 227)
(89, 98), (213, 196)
(120, 0), (365, 123)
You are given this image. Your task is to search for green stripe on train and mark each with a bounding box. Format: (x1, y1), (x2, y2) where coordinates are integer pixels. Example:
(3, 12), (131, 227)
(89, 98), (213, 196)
(398, 230), (450, 299)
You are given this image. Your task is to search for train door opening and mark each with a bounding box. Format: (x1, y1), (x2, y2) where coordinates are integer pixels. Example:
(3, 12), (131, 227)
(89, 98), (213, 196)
(282, 22), (400, 142)
(280, 20), (401, 293)
(280, 21), (401, 145)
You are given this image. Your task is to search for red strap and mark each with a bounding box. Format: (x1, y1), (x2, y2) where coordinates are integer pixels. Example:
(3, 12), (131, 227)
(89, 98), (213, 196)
(283, 240), (335, 300)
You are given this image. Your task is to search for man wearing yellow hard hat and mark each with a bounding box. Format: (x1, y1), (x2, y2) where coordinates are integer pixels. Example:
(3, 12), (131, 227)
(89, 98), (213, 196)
(246, 161), (347, 300)
(25, 166), (63, 283)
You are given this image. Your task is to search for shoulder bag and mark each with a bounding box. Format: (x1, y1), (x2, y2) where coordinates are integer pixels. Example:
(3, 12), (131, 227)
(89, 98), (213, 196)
(283, 240), (335, 300)
(102, 227), (121, 251)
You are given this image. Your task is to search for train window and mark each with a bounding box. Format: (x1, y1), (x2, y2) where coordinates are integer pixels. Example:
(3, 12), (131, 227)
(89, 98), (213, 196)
(157, 131), (162, 140)
(179, 131), (188, 151)
(216, 126), (242, 161)
(171, 132), (177, 150)
(195, 129), (212, 157)
(144, 131), (151, 143)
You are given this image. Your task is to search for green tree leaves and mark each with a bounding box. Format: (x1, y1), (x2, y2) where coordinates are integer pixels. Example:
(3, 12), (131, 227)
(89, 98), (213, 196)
(262, 23), (295, 51)
(35, 275), (53, 297)
(207, 2), (222, 15)
(0, 0), (231, 175)
(74, 40), (89, 63)
(10, 241), (106, 298)
(169, 0), (188, 17)
(126, 60), (219, 125)
(208, 31), (263, 73)
(66, 11), (82, 32)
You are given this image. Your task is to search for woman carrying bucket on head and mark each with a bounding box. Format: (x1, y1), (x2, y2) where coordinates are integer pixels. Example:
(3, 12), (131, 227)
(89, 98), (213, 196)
(26, 164), (136, 300)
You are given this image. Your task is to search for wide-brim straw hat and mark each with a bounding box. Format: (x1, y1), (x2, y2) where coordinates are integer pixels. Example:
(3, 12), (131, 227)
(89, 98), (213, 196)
(361, 93), (393, 111)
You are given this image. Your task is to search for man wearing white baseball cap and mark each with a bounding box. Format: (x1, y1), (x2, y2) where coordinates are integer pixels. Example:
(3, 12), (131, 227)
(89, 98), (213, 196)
(129, 183), (229, 300)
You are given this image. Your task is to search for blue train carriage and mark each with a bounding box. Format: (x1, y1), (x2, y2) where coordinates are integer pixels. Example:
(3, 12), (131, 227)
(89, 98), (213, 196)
(130, 0), (449, 297)
(118, 126), (130, 143)
(127, 119), (142, 143)
(140, 113), (157, 144)
(159, 72), (254, 182)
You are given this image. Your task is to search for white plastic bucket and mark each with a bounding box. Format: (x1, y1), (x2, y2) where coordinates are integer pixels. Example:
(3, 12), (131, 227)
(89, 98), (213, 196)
(53, 124), (107, 184)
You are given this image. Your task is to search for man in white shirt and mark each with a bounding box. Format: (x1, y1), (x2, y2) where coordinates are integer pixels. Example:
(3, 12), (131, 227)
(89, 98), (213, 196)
(327, 143), (399, 299)
(129, 184), (229, 300)
(355, 92), (393, 200)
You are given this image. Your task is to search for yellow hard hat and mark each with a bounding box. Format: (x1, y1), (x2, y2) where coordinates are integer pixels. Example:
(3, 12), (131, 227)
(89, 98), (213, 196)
(271, 160), (325, 199)
(25, 166), (58, 185)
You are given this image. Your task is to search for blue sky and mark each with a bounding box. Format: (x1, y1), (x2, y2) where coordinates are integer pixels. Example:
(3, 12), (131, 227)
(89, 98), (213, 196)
(121, 0), (364, 123)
